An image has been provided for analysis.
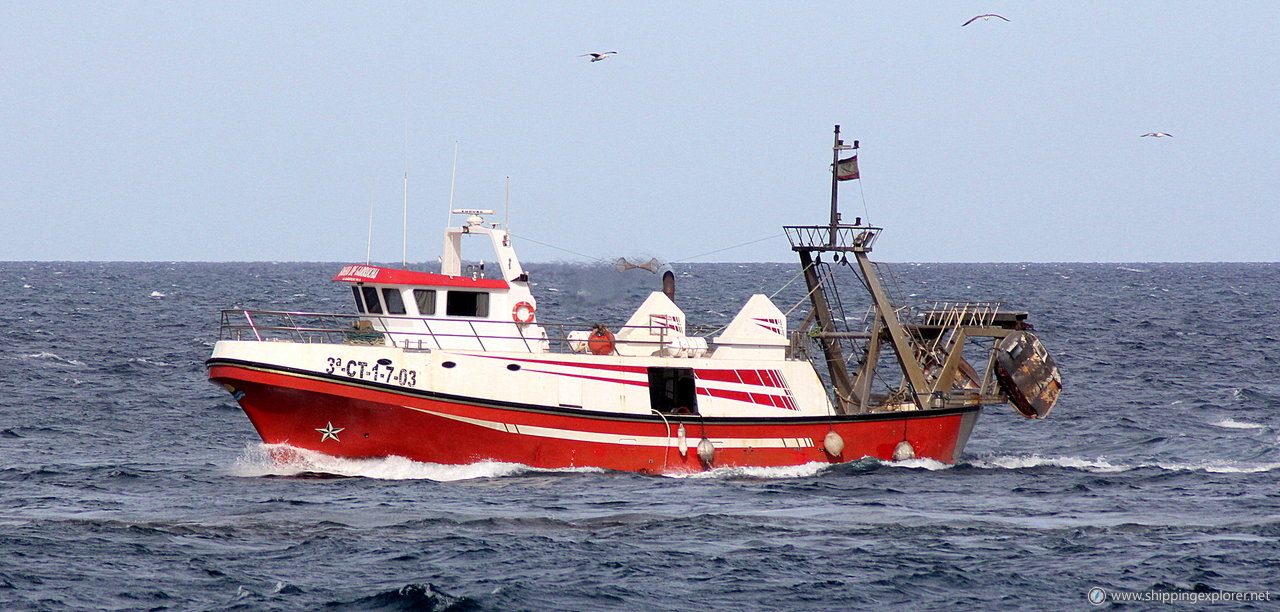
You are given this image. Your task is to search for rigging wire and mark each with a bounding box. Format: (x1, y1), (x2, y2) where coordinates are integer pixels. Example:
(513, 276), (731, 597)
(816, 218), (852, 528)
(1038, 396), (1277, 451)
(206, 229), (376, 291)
(507, 232), (611, 263)
(669, 234), (782, 264)
(857, 172), (872, 225)
(766, 267), (808, 300)
(508, 231), (784, 268)
(781, 263), (838, 317)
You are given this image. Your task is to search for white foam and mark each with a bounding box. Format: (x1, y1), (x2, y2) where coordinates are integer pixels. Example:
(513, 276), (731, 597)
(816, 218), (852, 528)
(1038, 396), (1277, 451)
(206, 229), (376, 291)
(149, 291), (166, 298)
(666, 457), (955, 478)
(124, 356), (174, 368)
(884, 457), (954, 471)
(21, 352), (84, 366)
(1153, 460), (1280, 474)
(670, 461), (833, 479)
(970, 454), (1130, 472)
(229, 445), (1280, 481)
(230, 444), (601, 482)
(969, 454), (1280, 474)
(1211, 419), (1266, 430)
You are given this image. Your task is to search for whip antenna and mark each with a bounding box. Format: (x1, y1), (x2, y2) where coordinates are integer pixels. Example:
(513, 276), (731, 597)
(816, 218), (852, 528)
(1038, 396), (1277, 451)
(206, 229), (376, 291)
(447, 141), (459, 228)
(365, 180), (375, 265)
(402, 100), (409, 267)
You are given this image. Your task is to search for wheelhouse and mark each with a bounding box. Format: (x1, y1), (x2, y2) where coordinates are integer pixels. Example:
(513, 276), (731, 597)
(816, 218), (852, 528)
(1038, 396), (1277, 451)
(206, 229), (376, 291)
(330, 210), (548, 352)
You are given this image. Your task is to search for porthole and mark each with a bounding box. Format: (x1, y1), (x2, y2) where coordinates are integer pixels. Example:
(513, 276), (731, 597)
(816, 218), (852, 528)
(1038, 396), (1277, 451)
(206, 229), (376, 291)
(377, 358), (392, 366)
(507, 364), (521, 371)
(442, 361), (457, 369)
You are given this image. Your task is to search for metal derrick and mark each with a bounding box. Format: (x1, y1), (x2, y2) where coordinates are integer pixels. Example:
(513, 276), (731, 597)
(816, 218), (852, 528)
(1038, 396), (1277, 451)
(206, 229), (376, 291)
(785, 126), (1058, 418)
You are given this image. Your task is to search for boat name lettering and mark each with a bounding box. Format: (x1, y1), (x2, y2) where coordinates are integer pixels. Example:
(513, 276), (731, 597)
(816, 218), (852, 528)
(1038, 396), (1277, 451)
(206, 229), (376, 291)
(325, 357), (418, 386)
(339, 264), (380, 279)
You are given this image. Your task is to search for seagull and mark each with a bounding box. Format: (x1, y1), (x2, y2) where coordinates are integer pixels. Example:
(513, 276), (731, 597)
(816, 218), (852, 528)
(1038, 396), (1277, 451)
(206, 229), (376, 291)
(580, 51), (618, 62)
(962, 14), (1010, 26)
(1140, 132), (1173, 137)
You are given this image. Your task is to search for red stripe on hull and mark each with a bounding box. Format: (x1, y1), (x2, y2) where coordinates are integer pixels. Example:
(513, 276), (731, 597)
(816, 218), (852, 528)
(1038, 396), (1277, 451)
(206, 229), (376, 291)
(209, 363), (978, 474)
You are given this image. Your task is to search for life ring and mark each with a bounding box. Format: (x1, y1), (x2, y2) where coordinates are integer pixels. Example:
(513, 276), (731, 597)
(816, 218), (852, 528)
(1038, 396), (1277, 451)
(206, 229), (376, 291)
(512, 301), (536, 324)
(588, 325), (616, 355)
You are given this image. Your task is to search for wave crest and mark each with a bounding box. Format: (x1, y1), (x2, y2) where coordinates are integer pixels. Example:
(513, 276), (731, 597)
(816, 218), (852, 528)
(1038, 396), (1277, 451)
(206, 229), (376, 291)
(1210, 419), (1266, 430)
(328, 582), (471, 611)
(966, 454), (1279, 474)
(230, 444), (600, 482)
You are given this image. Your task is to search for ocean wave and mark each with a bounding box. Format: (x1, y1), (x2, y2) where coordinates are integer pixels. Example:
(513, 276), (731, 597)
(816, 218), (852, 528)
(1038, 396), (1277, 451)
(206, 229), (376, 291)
(1152, 461), (1280, 474)
(230, 444), (602, 482)
(1210, 419), (1267, 430)
(966, 454), (1280, 474)
(326, 582), (470, 610)
(968, 454), (1130, 472)
(883, 457), (954, 471)
(232, 447), (929, 482)
(231, 448), (960, 482)
(17, 352), (84, 367)
(1232, 387), (1280, 405)
(672, 461), (834, 480)
(122, 357), (175, 368)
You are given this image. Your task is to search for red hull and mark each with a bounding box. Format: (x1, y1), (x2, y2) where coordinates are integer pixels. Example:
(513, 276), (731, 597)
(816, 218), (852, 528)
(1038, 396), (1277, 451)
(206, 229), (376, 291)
(209, 361), (980, 474)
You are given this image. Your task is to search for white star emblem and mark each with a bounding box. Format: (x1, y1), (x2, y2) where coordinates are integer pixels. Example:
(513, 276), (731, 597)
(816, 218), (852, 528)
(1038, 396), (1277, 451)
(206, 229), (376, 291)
(316, 422), (344, 442)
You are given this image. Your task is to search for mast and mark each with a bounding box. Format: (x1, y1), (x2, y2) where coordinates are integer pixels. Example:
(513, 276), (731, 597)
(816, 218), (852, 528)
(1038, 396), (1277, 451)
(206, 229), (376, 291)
(789, 126), (859, 413)
(785, 126), (930, 414)
(829, 126), (842, 245)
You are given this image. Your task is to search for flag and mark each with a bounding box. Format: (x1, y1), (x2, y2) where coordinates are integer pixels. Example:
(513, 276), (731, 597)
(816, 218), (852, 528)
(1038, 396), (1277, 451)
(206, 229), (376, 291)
(834, 155), (860, 181)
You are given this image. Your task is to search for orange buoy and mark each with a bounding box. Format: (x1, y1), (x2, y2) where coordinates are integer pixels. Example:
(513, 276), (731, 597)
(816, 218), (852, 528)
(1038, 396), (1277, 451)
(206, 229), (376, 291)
(587, 325), (616, 355)
(512, 301), (536, 324)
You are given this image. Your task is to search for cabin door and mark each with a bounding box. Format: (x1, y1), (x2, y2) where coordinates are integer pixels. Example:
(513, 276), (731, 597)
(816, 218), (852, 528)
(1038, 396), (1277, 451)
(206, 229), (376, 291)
(647, 367), (698, 415)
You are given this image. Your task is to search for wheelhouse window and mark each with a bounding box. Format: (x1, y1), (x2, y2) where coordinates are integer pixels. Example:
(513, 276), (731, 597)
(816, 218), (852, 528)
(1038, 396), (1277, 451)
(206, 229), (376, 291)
(350, 286), (366, 313)
(445, 291), (489, 317)
(360, 286), (383, 314)
(414, 289), (437, 316)
(382, 288), (407, 315)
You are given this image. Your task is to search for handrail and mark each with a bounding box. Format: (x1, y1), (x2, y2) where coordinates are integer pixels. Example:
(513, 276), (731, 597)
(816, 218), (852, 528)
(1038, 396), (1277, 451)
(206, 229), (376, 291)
(216, 309), (692, 353)
(242, 310), (262, 341)
(783, 225), (882, 252)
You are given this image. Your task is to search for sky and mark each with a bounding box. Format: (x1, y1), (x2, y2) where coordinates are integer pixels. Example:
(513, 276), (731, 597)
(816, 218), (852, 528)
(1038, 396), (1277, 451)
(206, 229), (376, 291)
(2, 2), (1278, 263)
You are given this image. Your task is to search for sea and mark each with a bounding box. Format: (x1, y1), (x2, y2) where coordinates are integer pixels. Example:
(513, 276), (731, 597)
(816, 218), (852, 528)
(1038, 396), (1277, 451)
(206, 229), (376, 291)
(1, 260), (1277, 610)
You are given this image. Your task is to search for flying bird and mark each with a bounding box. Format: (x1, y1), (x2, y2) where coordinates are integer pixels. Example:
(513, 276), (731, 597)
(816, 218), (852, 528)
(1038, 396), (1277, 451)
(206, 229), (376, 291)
(615, 257), (661, 274)
(962, 14), (1010, 26)
(580, 51), (618, 62)
(1140, 133), (1173, 137)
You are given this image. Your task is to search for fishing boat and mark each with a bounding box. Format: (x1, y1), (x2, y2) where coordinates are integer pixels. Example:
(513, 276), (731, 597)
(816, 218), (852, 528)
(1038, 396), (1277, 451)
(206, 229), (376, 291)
(207, 127), (1061, 474)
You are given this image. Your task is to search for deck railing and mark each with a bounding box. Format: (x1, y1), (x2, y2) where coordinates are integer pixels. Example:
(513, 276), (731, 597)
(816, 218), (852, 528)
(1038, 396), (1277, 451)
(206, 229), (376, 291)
(217, 309), (685, 354)
(783, 225), (882, 252)
(917, 301), (1005, 329)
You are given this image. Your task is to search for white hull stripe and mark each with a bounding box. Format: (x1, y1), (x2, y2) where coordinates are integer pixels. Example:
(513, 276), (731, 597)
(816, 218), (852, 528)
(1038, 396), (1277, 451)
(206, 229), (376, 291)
(402, 405), (815, 450)
(458, 353), (798, 410)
